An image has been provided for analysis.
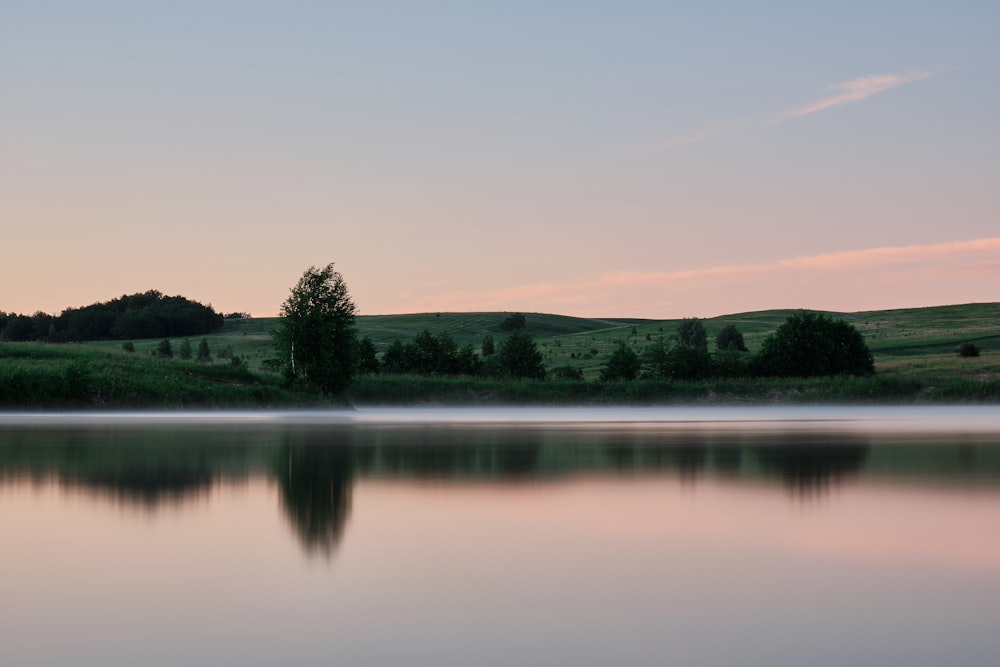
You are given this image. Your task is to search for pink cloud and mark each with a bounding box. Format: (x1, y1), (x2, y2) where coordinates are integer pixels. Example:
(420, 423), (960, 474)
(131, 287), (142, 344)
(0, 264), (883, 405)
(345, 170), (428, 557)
(773, 71), (933, 123)
(642, 70), (936, 153)
(406, 237), (1000, 317)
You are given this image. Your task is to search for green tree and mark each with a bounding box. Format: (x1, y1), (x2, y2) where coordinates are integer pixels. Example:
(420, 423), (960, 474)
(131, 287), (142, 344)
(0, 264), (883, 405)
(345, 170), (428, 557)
(645, 337), (671, 379)
(272, 264), (358, 394)
(496, 331), (546, 379)
(179, 339), (192, 360)
(752, 311), (874, 377)
(482, 334), (495, 356)
(356, 336), (380, 374)
(677, 318), (708, 351)
(600, 341), (641, 381)
(157, 339), (173, 358)
(381, 340), (407, 374)
(665, 344), (711, 380)
(500, 312), (527, 331)
(196, 338), (212, 363)
(716, 324), (748, 352)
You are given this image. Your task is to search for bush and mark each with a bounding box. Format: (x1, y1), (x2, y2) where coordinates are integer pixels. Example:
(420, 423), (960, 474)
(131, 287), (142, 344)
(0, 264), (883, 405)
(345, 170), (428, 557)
(499, 312), (527, 331)
(666, 345), (712, 380)
(122, 341), (135, 353)
(959, 343), (981, 358)
(550, 365), (584, 381)
(711, 349), (749, 378)
(496, 331), (545, 379)
(677, 318), (708, 351)
(716, 324), (748, 352)
(356, 336), (380, 374)
(196, 338), (212, 363)
(179, 339), (192, 360)
(157, 339), (173, 358)
(600, 342), (641, 382)
(752, 311), (873, 377)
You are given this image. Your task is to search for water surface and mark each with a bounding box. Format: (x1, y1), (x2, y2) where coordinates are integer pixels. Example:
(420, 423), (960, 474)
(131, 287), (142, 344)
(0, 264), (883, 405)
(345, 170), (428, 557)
(2, 406), (999, 666)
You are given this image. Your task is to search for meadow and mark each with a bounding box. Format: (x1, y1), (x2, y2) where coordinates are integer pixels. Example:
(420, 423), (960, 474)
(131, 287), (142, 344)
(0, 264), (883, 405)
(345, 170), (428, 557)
(2, 303), (998, 407)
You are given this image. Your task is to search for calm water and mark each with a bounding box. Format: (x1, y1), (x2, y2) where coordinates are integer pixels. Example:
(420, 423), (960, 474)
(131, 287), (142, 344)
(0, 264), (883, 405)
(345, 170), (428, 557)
(2, 406), (1000, 666)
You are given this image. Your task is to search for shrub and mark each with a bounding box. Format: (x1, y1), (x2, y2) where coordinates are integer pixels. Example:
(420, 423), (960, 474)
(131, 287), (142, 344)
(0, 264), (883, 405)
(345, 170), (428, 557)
(600, 342), (641, 382)
(677, 318), (708, 351)
(752, 311), (874, 377)
(959, 343), (981, 358)
(665, 344), (712, 380)
(122, 341), (135, 353)
(496, 331), (545, 379)
(550, 365), (584, 381)
(179, 339), (192, 360)
(356, 336), (380, 374)
(499, 312), (527, 331)
(157, 339), (173, 358)
(716, 324), (748, 352)
(196, 338), (212, 363)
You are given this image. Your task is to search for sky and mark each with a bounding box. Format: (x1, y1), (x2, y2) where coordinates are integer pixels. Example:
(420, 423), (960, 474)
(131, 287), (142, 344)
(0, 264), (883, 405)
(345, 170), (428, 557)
(2, 1), (998, 318)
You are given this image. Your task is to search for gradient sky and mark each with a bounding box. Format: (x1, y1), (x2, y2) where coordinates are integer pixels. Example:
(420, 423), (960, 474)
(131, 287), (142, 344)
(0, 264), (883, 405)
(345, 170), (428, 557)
(3, 1), (998, 317)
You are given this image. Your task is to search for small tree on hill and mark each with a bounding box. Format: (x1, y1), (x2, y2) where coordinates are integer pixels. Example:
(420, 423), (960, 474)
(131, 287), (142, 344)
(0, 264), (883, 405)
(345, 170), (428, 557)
(179, 339), (192, 360)
(482, 334), (495, 356)
(157, 339), (173, 358)
(272, 264), (357, 394)
(196, 338), (212, 363)
(958, 343), (980, 358)
(677, 318), (708, 351)
(500, 312), (527, 331)
(716, 324), (748, 352)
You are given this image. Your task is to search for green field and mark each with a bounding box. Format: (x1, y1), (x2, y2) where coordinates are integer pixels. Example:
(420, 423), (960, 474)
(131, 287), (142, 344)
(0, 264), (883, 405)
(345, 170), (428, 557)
(3, 302), (999, 407)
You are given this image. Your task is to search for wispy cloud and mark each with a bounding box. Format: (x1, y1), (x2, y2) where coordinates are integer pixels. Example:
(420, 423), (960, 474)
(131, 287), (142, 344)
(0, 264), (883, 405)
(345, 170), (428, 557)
(640, 70), (936, 153)
(771, 71), (933, 123)
(408, 238), (1000, 316)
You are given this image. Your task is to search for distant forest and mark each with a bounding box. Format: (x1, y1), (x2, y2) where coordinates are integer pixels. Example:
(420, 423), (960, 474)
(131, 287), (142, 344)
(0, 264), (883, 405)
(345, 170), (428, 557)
(0, 291), (224, 342)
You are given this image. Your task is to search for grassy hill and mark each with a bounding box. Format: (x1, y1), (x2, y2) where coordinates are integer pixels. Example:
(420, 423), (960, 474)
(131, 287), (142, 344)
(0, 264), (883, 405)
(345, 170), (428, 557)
(4, 303), (998, 406)
(81, 303), (1000, 380)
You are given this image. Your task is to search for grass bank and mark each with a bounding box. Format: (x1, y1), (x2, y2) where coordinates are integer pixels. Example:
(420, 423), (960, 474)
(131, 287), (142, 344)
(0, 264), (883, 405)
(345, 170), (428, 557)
(5, 299), (1000, 408)
(0, 343), (331, 409)
(4, 342), (1000, 409)
(348, 373), (1000, 405)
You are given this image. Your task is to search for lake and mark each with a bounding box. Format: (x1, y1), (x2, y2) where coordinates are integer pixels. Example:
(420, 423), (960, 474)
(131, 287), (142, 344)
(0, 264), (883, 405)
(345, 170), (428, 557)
(2, 406), (1000, 666)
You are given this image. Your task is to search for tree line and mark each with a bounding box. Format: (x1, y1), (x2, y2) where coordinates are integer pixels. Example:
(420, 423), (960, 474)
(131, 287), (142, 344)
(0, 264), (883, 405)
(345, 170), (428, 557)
(0, 291), (224, 342)
(600, 313), (874, 381)
(273, 264), (875, 396)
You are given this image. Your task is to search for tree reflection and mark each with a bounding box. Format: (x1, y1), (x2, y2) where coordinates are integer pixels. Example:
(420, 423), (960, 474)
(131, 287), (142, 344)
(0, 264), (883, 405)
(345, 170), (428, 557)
(712, 446), (742, 476)
(754, 437), (869, 497)
(274, 429), (355, 558)
(74, 468), (213, 507)
(641, 443), (709, 481)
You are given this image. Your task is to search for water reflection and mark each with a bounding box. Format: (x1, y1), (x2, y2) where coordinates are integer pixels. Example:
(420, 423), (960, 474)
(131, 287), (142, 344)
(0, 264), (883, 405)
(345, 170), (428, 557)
(275, 429), (355, 556)
(754, 439), (870, 497)
(3, 422), (1000, 558)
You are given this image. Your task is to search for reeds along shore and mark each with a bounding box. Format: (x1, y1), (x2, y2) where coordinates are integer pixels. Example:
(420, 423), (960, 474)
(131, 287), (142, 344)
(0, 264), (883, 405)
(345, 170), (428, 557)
(1, 341), (998, 408)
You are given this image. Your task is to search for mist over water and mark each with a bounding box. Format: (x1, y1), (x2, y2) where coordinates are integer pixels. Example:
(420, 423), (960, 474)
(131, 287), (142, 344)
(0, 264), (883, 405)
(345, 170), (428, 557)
(3, 406), (1000, 666)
